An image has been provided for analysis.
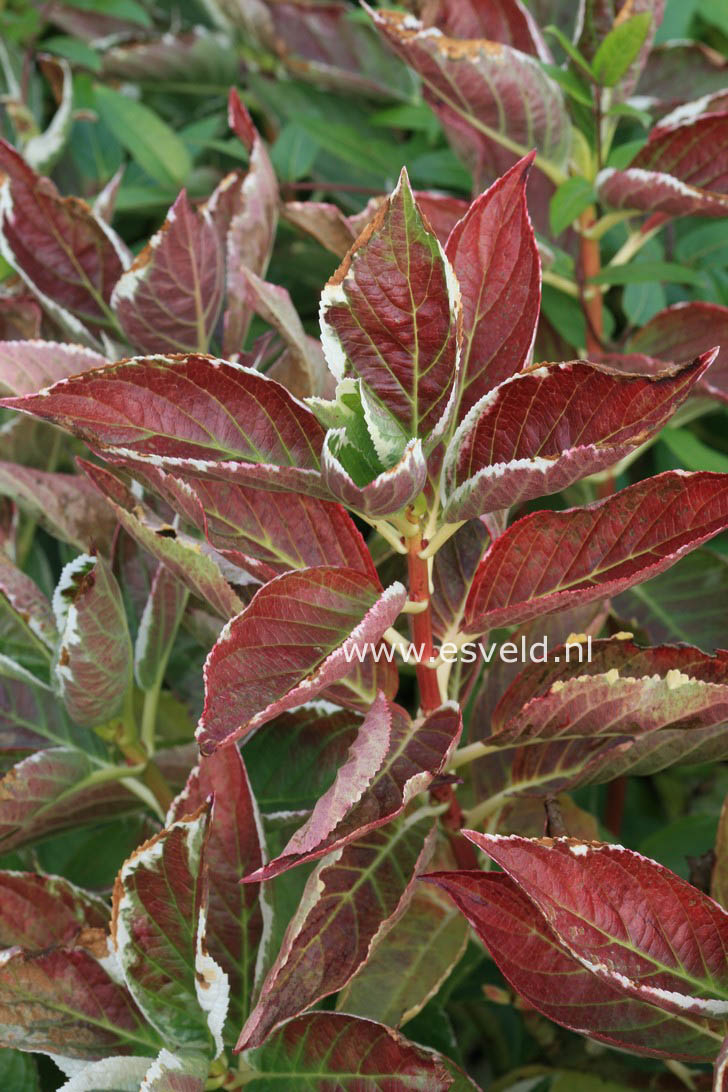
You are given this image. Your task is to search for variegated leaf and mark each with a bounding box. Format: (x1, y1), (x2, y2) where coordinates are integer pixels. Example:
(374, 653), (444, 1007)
(143, 467), (377, 582)
(0, 946), (160, 1060)
(2, 354), (327, 498)
(338, 839), (469, 1028)
(247, 698), (461, 881)
(431, 519), (490, 645)
(57, 1055), (152, 1091)
(625, 301), (728, 404)
(445, 154), (540, 416)
(443, 356), (710, 521)
(0, 871), (108, 950)
(0, 340), (106, 394)
(0, 553), (56, 671)
(426, 869), (725, 1061)
(81, 461), (245, 620)
(134, 565), (188, 692)
(464, 471), (728, 634)
(237, 813), (436, 1049)
(222, 91), (278, 357)
(0, 749), (140, 853)
(597, 111), (728, 218)
(369, 8), (571, 190)
(243, 1012), (453, 1090)
(52, 554), (133, 728)
(197, 569), (406, 753)
(168, 746), (264, 1034)
(0, 463), (117, 552)
(0, 141), (125, 340)
(469, 834), (728, 1023)
(319, 167), (461, 449)
(139, 1049), (209, 1091)
(419, 0), (551, 60)
(112, 806), (228, 1056)
(112, 191), (224, 355)
(321, 433), (428, 518)
(491, 639), (728, 756)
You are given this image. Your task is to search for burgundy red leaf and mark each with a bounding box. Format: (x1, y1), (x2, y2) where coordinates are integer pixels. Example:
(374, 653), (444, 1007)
(1, 354), (326, 497)
(111, 191), (224, 355)
(244, 1012), (453, 1090)
(464, 471), (728, 634)
(168, 746), (264, 1033)
(445, 154), (540, 416)
(197, 568), (406, 753)
(246, 697), (461, 881)
(468, 834), (728, 1021)
(237, 813), (436, 1049)
(320, 166), (461, 448)
(443, 356), (709, 521)
(0, 141), (125, 338)
(426, 869), (725, 1060)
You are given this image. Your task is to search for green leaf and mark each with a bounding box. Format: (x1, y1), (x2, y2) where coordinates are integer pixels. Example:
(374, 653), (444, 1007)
(700, 0), (728, 36)
(539, 62), (593, 107)
(592, 13), (653, 87)
(0, 1047), (39, 1091)
(607, 138), (647, 169)
(675, 220), (728, 268)
(94, 85), (191, 189)
(660, 427), (728, 473)
(606, 102), (653, 127)
(549, 177), (596, 235)
(41, 35), (101, 71)
(544, 24), (595, 77)
(67, 0), (151, 23)
(613, 548), (728, 653)
(370, 103), (441, 136)
(589, 261), (704, 286)
(295, 116), (403, 178)
(270, 123), (317, 183)
(540, 284), (586, 349)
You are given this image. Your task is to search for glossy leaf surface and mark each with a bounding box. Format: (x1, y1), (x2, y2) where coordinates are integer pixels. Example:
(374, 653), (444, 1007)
(464, 472), (728, 633)
(112, 191), (224, 355)
(443, 357), (708, 521)
(238, 813), (436, 1049)
(198, 568), (406, 753)
(320, 167), (461, 447)
(247, 698), (461, 881)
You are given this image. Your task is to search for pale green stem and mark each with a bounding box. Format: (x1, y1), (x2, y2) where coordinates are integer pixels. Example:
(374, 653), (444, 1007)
(582, 210), (638, 240)
(140, 678), (163, 756)
(541, 269), (582, 299)
(448, 740), (500, 771)
(16, 427), (63, 565)
(360, 516), (407, 555)
(419, 520), (465, 559)
(607, 224), (661, 269)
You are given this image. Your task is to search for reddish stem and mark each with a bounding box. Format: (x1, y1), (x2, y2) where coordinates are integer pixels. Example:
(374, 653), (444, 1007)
(406, 525), (479, 869)
(605, 776), (627, 838)
(579, 208), (604, 355)
(406, 528), (442, 715)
